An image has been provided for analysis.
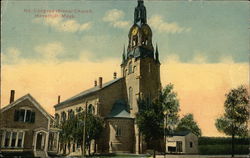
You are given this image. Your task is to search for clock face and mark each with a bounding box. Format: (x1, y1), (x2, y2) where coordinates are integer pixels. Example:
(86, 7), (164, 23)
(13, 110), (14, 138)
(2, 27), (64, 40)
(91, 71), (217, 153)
(132, 27), (138, 36)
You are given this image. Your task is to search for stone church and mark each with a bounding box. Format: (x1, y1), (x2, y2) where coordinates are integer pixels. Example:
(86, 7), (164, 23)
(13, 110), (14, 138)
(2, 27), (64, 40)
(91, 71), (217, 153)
(54, 0), (161, 154)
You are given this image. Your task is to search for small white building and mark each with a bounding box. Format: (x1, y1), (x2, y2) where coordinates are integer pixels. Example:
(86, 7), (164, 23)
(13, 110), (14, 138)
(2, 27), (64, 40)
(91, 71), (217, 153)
(166, 131), (198, 154)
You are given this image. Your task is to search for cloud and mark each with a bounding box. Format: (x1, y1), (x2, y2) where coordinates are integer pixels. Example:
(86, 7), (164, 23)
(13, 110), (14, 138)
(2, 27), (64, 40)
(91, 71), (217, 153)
(33, 16), (92, 33)
(2, 48), (23, 64)
(34, 42), (64, 61)
(149, 15), (191, 34)
(103, 9), (130, 29)
(191, 53), (207, 64)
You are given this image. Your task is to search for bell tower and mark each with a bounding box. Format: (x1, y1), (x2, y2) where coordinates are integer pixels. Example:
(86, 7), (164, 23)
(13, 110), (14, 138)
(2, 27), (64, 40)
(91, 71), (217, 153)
(120, 0), (161, 153)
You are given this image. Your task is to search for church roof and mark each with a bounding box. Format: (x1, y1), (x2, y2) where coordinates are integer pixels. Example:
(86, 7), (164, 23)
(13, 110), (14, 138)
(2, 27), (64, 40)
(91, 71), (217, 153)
(54, 77), (123, 108)
(106, 100), (132, 119)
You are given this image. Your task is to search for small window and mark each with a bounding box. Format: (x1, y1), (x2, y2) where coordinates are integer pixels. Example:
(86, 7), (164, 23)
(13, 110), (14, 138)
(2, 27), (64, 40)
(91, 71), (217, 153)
(190, 142), (193, 148)
(19, 109), (25, 122)
(25, 110), (31, 122)
(116, 127), (122, 137)
(128, 62), (133, 74)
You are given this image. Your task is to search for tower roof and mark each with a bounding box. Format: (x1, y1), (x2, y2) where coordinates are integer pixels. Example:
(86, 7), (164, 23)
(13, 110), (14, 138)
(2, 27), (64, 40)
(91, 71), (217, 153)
(134, 0), (147, 25)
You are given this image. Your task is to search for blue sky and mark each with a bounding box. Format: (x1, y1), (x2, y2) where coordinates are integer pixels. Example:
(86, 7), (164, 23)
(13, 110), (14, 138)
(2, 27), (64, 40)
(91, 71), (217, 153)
(1, 0), (249, 63)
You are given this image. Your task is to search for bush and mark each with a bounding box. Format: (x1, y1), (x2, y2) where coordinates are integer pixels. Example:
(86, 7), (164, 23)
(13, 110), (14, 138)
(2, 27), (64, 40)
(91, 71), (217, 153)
(199, 144), (248, 155)
(199, 137), (249, 145)
(198, 137), (249, 155)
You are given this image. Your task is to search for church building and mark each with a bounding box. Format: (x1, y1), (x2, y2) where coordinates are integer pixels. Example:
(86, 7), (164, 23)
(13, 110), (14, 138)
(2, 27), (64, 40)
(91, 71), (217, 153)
(54, 0), (161, 154)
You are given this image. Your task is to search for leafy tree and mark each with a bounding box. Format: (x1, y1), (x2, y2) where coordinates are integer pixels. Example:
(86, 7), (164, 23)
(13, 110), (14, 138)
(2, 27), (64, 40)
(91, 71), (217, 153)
(159, 83), (180, 134)
(85, 113), (104, 155)
(176, 113), (202, 136)
(215, 85), (249, 157)
(136, 99), (164, 158)
(59, 111), (104, 155)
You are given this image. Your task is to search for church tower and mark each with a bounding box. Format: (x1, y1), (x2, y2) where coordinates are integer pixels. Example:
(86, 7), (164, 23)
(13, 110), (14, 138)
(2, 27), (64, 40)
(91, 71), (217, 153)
(121, 0), (161, 153)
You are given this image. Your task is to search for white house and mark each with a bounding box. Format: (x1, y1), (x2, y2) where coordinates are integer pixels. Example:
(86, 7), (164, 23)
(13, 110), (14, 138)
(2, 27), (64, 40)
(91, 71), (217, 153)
(166, 131), (198, 154)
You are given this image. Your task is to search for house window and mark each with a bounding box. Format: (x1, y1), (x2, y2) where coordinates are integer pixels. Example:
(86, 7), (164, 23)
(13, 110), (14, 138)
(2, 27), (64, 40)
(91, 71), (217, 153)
(129, 87), (133, 109)
(14, 109), (35, 123)
(2, 131), (25, 148)
(4, 132), (11, 147)
(116, 127), (122, 137)
(17, 132), (23, 147)
(11, 132), (17, 147)
(190, 142), (193, 148)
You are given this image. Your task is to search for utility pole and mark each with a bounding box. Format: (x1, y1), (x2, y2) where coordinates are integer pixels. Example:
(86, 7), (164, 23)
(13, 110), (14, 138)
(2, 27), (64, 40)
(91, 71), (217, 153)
(82, 102), (88, 157)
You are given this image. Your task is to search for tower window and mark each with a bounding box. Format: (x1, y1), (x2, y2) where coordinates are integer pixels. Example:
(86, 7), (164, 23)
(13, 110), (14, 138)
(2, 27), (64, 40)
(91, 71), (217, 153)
(128, 62), (133, 74)
(129, 87), (133, 109)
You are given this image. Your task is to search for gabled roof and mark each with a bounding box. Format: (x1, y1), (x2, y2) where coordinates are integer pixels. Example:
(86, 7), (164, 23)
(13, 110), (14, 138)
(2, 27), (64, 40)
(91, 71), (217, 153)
(1, 94), (52, 120)
(106, 100), (132, 119)
(54, 77), (123, 108)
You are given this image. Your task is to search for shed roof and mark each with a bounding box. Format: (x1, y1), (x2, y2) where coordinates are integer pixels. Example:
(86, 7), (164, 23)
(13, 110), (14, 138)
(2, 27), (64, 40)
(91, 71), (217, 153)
(171, 131), (191, 136)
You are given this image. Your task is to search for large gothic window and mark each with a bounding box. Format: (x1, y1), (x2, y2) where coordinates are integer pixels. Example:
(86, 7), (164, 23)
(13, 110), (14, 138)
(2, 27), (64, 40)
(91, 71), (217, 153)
(55, 113), (60, 126)
(61, 112), (66, 122)
(129, 87), (133, 109)
(88, 104), (95, 114)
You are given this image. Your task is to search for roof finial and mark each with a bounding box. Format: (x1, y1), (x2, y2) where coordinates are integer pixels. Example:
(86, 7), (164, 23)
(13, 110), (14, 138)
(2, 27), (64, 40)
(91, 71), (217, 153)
(122, 45), (126, 63)
(155, 43), (160, 63)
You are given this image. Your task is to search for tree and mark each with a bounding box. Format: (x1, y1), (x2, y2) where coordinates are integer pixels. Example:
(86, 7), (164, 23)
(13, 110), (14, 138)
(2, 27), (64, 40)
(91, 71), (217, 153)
(59, 111), (104, 156)
(215, 85), (249, 157)
(85, 113), (104, 155)
(176, 113), (202, 137)
(136, 99), (164, 158)
(159, 83), (180, 134)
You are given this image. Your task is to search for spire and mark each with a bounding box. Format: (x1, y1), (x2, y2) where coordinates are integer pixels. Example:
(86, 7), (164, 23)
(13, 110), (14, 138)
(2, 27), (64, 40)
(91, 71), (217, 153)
(155, 43), (160, 63)
(134, 0), (147, 25)
(122, 45), (126, 63)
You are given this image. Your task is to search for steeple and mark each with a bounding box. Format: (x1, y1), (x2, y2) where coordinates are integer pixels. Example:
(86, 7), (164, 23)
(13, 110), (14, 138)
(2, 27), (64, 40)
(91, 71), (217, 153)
(134, 0), (147, 25)
(155, 44), (160, 63)
(122, 45), (126, 64)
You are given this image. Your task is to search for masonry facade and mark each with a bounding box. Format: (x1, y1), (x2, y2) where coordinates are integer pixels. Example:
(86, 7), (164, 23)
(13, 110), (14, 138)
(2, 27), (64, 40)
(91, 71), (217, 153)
(0, 92), (60, 157)
(54, 0), (161, 154)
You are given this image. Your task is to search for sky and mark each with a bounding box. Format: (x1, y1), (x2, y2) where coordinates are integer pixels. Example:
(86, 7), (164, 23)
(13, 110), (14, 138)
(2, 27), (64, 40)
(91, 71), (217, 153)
(1, 0), (249, 136)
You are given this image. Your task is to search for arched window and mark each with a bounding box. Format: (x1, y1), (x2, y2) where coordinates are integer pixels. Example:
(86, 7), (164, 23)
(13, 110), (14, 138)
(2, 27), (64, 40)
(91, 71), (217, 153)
(61, 112), (66, 122)
(129, 87), (133, 109)
(128, 62), (132, 74)
(55, 113), (60, 126)
(88, 104), (95, 114)
(133, 66), (136, 73)
(68, 110), (74, 119)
